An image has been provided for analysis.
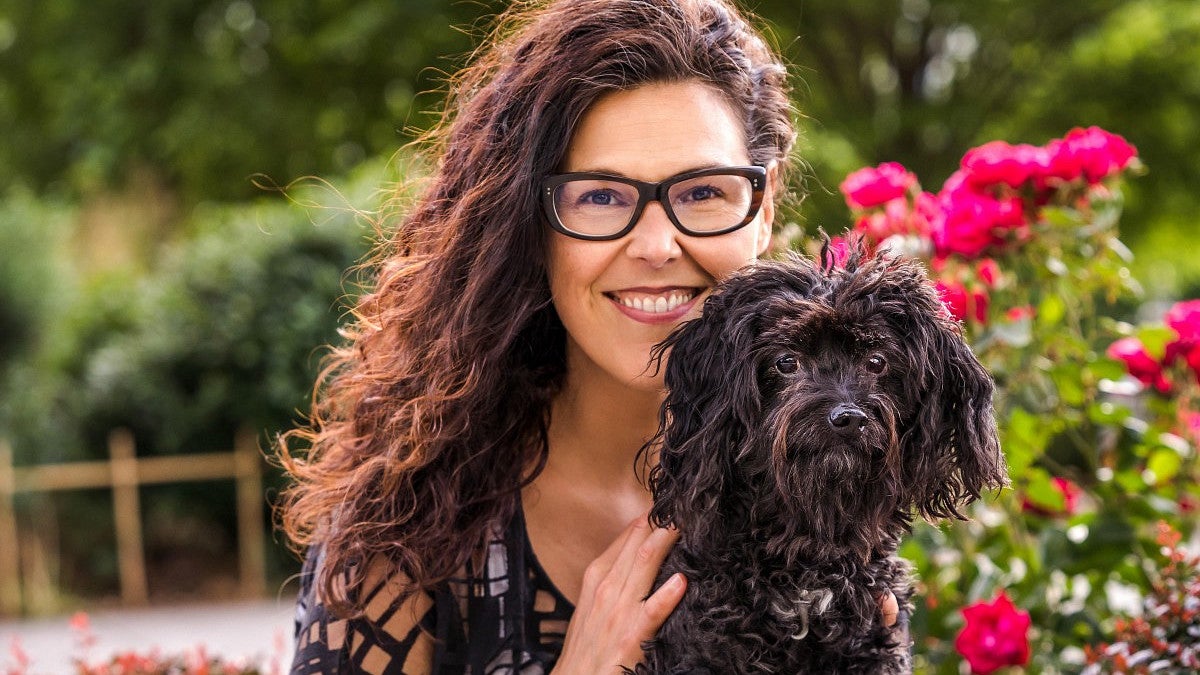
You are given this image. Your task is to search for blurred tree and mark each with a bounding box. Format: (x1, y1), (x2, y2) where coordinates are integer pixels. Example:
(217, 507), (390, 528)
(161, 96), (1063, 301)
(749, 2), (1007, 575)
(2, 0), (1193, 282)
(0, 0), (501, 200)
(749, 1), (1125, 219)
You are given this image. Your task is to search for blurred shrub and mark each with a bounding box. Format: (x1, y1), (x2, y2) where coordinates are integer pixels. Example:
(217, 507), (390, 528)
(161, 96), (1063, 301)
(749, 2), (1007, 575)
(0, 187), (74, 376)
(0, 162), (390, 598)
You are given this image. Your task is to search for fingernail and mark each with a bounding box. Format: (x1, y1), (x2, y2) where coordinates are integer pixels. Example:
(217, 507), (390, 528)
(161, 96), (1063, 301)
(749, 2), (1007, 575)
(667, 573), (685, 590)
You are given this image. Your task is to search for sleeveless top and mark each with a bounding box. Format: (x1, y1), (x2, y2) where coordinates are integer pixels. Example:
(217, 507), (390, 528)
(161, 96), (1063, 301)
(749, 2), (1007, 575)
(290, 507), (575, 674)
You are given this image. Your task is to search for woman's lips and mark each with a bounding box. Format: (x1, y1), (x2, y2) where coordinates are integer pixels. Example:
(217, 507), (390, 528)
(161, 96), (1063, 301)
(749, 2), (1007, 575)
(606, 287), (703, 324)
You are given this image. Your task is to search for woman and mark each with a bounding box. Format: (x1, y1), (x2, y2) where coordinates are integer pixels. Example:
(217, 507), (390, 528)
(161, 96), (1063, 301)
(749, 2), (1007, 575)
(281, 0), (899, 672)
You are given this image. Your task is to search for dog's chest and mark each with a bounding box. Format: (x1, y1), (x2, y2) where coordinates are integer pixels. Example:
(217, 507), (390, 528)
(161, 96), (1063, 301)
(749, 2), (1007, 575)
(648, 550), (911, 674)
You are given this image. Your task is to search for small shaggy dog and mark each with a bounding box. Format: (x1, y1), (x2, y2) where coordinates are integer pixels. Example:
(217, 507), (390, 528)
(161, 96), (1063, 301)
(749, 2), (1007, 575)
(639, 247), (1008, 674)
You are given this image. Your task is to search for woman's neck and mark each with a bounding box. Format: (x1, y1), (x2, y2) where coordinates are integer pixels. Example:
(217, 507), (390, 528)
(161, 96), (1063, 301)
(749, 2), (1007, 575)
(546, 354), (664, 490)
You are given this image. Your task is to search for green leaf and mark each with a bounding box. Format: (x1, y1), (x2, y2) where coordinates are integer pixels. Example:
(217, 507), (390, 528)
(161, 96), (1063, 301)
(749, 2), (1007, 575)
(1037, 295), (1066, 329)
(1145, 447), (1183, 483)
(1136, 325), (1176, 361)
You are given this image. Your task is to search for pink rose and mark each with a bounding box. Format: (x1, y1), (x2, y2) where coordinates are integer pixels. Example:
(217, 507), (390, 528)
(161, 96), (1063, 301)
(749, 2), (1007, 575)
(936, 278), (988, 324)
(933, 188), (1026, 259)
(1005, 305), (1035, 322)
(975, 259), (1001, 287)
(1107, 336), (1170, 393)
(961, 141), (1050, 190)
(955, 591), (1032, 674)
(1165, 299), (1200, 345)
(825, 235), (855, 268)
(840, 162), (918, 210)
(1058, 126), (1138, 183)
(853, 195), (935, 243)
(1164, 299), (1200, 383)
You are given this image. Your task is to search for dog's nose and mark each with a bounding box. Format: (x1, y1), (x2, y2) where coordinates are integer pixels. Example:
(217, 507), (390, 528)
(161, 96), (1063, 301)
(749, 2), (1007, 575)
(829, 404), (867, 434)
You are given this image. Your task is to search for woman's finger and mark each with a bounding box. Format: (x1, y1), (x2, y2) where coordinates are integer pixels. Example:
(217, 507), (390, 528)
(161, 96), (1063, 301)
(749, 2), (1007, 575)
(635, 571), (688, 638)
(623, 524), (681, 599)
(581, 513), (645, 594)
(879, 590), (899, 628)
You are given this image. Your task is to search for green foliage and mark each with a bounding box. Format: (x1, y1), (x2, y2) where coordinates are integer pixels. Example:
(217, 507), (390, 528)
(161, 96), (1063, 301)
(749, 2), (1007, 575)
(0, 0), (501, 200)
(0, 187), (74, 370)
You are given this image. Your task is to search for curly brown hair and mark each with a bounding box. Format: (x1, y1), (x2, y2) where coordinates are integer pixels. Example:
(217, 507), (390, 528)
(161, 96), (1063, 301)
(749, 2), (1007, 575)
(277, 0), (797, 617)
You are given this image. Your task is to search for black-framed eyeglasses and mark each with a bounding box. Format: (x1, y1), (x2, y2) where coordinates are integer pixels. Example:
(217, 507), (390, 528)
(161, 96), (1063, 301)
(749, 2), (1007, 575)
(540, 165), (767, 241)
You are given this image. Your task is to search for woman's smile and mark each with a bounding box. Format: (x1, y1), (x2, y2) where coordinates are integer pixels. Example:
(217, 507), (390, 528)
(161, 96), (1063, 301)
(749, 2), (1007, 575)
(606, 287), (703, 323)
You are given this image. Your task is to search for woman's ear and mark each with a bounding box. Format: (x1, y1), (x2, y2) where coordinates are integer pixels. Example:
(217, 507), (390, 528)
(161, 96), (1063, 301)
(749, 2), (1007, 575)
(755, 161), (778, 257)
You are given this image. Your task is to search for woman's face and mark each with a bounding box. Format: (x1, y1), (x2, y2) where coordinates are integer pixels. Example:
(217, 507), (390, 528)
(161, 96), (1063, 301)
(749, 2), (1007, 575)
(547, 81), (775, 392)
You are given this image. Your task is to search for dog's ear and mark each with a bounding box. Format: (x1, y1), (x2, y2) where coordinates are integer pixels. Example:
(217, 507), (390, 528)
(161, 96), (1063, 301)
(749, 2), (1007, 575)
(888, 263), (1009, 520)
(647, 261), (815, 537)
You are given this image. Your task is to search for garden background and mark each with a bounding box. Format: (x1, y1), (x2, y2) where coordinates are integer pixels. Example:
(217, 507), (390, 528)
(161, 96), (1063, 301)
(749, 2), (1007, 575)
(1, 0), (1198, 672)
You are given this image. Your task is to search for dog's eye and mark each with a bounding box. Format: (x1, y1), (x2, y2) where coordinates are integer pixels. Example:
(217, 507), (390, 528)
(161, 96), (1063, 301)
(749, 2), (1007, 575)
(866, 354), (887, 374)
(775, 355), (798, 374)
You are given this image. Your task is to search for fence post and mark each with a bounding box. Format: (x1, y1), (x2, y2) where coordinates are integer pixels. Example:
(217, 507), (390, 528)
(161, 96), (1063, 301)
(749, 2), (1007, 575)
(234, 429), (266, 598)
(109, 429), (148, 605)
(0, 441), (21, 615)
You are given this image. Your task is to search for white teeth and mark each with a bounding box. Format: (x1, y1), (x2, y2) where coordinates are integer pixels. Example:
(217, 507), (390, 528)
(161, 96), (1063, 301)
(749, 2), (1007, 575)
(618, 291), (695, 313)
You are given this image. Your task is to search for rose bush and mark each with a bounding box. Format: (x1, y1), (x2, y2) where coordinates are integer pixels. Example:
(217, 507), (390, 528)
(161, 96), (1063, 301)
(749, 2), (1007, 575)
(828, 127), (1199, 672)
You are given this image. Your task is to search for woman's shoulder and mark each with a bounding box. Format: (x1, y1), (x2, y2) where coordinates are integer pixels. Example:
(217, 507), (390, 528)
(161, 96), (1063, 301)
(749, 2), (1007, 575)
(291, 548), (436, 674)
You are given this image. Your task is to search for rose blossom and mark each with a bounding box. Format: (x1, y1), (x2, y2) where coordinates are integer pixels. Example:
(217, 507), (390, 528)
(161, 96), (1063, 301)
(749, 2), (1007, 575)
(936, 278), (988, 324)
(961, 141), (1050, 190)
(1162, 299), (1200, 383)
(853, 193), (935, 244)
(933, 188), (1026, 260)
(1107, 336), (1171, 393)
(840, 162), (917, 210)
(1165, 299), (1200, 345)
(955, 591), (1032, 674)
(825, 235), (855, 268)
(1056, 126), (1138, 183)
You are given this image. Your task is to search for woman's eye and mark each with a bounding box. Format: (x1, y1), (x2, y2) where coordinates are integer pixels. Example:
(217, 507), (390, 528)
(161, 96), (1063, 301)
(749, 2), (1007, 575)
(866, 354), (887, 374)
(681, 185), (721, 203)
(579, 189), (623, 207)
(775, 355), (798, 375)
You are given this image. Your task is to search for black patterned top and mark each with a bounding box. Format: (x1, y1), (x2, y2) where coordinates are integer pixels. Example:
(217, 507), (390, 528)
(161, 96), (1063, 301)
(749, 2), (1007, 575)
(290, 508), (574, 674)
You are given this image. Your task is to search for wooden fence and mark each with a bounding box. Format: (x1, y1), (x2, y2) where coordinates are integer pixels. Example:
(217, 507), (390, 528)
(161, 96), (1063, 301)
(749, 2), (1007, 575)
(0, 429), (267, 615)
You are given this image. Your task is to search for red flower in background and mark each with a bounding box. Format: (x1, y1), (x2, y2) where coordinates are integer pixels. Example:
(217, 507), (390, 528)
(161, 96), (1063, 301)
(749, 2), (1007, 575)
(1107, 336), (1171, 393)
(936, 278), (989, 324)
(961, 141), (1050, 190)
(1021, 476), (1082, 517)
(1057, 126), (1138, 184)
(933, 187), (1027, 260)
(840, 162), (917, 210)
(955, 591), (1032, 674)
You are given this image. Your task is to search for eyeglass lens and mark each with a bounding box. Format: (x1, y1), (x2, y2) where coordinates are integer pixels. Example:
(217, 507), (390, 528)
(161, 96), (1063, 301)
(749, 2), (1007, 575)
(550, 173), (755, 237)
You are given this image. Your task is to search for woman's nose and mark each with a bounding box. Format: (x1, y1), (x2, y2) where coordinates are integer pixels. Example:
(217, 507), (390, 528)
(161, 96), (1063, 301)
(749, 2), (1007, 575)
(624, 202), (682, 267)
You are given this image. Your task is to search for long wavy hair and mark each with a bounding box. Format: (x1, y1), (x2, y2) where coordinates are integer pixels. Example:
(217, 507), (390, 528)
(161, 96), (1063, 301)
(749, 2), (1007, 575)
(277, 0), (796, 617)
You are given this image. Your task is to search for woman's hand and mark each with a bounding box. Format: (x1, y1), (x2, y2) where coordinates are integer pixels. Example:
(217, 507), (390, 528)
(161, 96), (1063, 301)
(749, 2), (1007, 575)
(553, 513), (686, 675)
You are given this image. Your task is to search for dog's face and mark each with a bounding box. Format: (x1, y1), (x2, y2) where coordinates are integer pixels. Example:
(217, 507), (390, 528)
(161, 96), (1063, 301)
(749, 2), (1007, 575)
(648, 247), (1007, 562)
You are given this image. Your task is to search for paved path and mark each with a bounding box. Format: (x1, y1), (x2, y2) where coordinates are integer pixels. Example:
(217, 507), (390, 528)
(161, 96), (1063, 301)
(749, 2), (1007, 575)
(0, 599), (295, 673)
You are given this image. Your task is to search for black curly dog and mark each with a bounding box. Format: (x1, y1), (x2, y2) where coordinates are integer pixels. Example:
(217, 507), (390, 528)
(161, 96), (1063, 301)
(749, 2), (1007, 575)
(638, 247), (1008, 674)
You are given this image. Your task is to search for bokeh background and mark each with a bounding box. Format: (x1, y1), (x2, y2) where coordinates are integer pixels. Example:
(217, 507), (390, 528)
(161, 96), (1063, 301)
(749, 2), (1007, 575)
(0, 0), (1197, 657)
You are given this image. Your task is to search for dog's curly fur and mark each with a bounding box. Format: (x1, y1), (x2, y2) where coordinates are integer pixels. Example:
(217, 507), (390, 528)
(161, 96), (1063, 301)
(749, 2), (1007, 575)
(638, 246), (1008, 674)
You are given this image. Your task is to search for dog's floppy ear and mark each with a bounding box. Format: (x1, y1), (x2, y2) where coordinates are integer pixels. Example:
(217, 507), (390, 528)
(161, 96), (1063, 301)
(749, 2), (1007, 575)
(646, 271), (772, 537)
(890, 265), (1008, 519)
